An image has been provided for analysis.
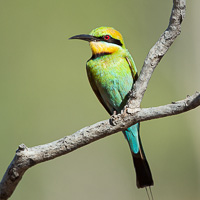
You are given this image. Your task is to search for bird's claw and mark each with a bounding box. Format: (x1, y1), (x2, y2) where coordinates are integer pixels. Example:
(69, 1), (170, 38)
(110, 110), (119, 125)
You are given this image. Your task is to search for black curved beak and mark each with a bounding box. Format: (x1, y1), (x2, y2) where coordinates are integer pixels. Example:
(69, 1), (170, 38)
(69, 34), (99, 42)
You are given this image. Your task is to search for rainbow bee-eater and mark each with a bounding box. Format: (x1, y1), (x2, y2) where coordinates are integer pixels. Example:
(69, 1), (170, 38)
(70, 27), (153, 189)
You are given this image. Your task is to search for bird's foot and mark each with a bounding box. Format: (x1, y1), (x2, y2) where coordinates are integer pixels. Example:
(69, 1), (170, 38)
(110, 110), (120, 125)
(110, 107), (140, 126)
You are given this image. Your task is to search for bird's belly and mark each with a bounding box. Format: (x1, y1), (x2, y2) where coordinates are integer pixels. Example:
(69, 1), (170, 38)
(87, 57), (133, 112)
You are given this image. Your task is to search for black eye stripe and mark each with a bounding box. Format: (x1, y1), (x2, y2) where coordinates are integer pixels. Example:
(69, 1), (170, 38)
(94, 36), (122, 46)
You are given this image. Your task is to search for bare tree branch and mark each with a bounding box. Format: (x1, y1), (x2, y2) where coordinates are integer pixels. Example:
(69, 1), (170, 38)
(127, 0), (186, 109)
(0, 0), (195, 200)
(0, 91), (199, 200)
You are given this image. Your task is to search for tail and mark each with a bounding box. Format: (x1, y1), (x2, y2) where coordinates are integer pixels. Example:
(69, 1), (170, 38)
(123, 123), (153, 188)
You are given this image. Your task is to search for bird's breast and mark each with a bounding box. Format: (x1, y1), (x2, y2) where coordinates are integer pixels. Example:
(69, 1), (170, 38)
(88, 55), (131, 76)
(87, 55), (133, 111)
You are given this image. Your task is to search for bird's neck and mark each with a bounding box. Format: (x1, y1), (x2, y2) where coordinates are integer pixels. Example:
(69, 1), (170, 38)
(90, 41), (121, 56)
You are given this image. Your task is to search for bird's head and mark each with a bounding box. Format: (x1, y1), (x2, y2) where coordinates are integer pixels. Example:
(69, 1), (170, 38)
(69, 27), (125, 56)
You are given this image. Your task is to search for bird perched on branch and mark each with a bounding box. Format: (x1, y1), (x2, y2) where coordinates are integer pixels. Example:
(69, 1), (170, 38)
(70, 27), (153, 191)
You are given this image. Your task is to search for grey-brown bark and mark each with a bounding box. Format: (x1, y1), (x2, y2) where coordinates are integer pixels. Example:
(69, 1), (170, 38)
(1, 0), (198, 200)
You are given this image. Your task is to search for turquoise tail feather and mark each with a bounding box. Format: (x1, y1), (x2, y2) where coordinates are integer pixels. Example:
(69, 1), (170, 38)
(123, 123), (154, 188)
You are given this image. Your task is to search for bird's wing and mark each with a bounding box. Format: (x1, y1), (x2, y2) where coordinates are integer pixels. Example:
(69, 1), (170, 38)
(86, 68), (112, 115)
(125, 53), (138, 82)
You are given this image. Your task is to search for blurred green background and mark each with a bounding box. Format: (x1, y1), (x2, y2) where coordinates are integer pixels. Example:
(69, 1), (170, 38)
(0, 0), (199, 199)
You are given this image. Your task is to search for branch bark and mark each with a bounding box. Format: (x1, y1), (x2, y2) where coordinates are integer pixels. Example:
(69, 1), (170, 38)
(0, 92), (199, 200)
(0, 0), (195, 200)
(127, 0), (186, 109)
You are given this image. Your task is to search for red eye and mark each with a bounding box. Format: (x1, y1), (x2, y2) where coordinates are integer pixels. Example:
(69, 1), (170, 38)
(104, 35), (110, 40)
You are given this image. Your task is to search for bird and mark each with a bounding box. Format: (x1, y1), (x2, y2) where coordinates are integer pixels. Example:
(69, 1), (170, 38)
(69, 27), (153, 189)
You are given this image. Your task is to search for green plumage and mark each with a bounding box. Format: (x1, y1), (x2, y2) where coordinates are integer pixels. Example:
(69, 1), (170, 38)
(87, 50), (134, 114)
(70, 26), (153, 188)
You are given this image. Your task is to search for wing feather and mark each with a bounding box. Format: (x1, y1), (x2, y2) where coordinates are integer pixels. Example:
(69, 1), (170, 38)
(125, 53), (138, 81)
(86, 67), (112, 115)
